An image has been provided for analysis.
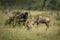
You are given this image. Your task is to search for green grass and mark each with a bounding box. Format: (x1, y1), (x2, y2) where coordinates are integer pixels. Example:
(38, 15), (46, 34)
(0, 10), (60, 40)
(0, 28), (60, 40)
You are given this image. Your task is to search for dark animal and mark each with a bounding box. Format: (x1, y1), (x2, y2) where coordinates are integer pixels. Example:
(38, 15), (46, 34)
(12, 10), (21, 17)
(4, 11), (21, 27)
(5, 10), (29, 27)
(4, 15), (16, 27)
(35, 15), (51, 30)
(15, 12), (29, 25)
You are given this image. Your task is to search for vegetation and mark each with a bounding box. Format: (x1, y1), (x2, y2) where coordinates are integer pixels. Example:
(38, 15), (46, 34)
(0, 0), (60, 40)
(0, 10), (60, 40)
(0, 0), (60, 10)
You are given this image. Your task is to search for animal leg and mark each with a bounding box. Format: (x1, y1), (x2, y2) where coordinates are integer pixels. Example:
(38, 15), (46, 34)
(45, 22), (49, 30)
(36, 22), (39, 28)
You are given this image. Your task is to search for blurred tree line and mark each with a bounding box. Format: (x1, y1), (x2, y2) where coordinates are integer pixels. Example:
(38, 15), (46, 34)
(0, 0), (60, 10)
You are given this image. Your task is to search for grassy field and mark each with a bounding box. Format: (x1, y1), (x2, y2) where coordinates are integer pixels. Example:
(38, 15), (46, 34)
(0, 10), (60, 40)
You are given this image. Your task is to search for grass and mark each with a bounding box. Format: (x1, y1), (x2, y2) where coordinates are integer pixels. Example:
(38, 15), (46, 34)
(0, 27), (60, 40)
(0, 10), (60, 40)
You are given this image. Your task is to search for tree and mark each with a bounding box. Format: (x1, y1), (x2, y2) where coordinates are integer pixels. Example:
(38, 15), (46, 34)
(41, 0), (47, 10)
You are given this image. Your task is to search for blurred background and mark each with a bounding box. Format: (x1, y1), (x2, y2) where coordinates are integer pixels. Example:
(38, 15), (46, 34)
(0, 0), (60, 40)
